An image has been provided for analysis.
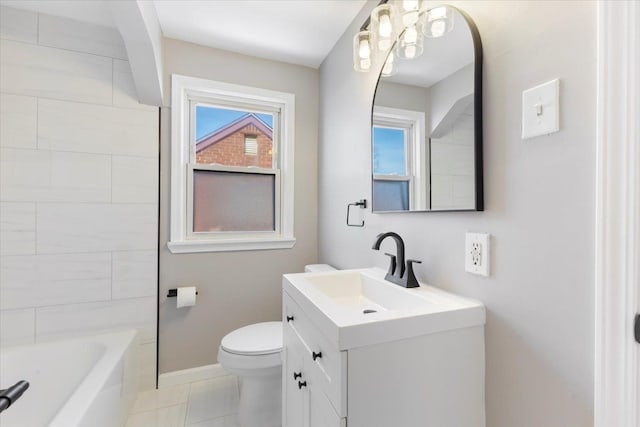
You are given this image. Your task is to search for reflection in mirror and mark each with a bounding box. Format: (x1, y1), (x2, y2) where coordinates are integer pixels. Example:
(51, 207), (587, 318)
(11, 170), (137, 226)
(371, 6), (483, 212)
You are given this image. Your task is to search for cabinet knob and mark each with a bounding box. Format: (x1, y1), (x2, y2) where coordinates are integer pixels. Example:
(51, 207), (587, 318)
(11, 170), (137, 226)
(298, 380), (307, 389)
(312, 351), (322, 361)
(286, 315), (294, 322)
(293, 372), (302, 380)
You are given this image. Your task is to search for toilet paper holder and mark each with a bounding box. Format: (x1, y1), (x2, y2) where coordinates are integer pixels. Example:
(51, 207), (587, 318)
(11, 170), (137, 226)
(167, 288), (198, 297)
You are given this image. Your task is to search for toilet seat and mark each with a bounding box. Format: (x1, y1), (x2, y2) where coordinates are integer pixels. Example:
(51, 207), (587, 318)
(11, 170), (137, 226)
(221, 321), (282, 356)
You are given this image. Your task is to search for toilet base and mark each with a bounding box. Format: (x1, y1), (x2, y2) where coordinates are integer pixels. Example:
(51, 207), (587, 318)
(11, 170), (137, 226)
(236, 368), (282, 427)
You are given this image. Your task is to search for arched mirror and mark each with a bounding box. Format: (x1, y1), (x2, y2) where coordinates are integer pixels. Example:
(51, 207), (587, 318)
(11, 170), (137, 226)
(371, 6), (483, 212)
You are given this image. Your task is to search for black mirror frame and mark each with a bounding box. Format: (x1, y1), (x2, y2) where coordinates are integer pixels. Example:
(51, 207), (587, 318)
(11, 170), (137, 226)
(370, 5), (484, 212)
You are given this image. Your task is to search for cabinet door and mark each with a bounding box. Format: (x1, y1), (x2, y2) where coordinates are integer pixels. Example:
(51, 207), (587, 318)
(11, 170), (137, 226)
(283, 328), (308, 427)
(308, 381), (345, 427)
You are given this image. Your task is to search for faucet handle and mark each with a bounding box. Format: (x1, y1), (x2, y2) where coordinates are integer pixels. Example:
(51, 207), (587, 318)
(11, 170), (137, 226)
(405, 259), (422, 288)
(384, 253), (397, 277)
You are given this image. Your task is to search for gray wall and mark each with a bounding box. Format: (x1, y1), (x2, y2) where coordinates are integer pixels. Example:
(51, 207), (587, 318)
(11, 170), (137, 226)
(159, 38), (319, 373)
(319, 1), (595, 426)
(375, 80), (430, 113)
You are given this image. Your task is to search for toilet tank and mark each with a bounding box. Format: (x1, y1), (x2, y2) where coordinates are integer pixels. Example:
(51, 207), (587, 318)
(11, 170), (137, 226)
(304, 264), (336, 273)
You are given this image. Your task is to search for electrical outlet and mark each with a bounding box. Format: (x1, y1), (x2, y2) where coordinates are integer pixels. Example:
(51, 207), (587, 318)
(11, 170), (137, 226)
(465, 232), (490, 276)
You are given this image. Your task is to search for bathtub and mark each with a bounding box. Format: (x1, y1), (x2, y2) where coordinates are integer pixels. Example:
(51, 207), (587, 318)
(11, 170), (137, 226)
(0, 330), (139, 427)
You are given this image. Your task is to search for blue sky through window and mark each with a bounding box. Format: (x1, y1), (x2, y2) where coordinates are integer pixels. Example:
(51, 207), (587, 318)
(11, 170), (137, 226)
(373, 127), (406, 175)
(196, 105), (273, 140)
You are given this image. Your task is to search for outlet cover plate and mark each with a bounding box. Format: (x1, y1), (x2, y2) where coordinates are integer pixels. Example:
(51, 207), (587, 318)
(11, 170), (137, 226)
(465, 232), (490, 277)
(522, 78), (559, 139)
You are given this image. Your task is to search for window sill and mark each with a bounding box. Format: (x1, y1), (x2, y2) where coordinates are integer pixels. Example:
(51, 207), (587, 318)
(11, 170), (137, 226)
(167, 237), (296, 254)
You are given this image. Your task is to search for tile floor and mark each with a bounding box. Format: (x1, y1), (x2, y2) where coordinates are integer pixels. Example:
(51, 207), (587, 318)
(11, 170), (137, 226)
(125, 374), (240, 427)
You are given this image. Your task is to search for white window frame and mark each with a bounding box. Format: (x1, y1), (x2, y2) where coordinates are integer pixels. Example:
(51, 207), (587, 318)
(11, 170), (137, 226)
(169, 74), (295, 253)
(372, 106), (427, 211)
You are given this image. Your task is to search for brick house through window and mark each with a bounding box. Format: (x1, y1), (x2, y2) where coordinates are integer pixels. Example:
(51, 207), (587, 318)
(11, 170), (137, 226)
(196, 113), (273, 168)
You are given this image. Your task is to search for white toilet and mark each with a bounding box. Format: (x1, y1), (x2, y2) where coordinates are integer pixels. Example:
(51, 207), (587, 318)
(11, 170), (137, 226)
(217, 264), (335, 427)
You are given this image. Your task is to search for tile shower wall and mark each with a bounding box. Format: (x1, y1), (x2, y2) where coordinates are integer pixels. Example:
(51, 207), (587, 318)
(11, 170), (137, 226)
(0, 7), (159, 390)
(430, 103), (475, 210)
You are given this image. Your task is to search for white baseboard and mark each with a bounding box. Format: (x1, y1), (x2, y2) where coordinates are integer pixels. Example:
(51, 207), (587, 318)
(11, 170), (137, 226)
(158, 363), (228, 388)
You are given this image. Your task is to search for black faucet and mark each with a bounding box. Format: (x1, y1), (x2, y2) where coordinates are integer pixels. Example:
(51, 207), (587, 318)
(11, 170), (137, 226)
(371, 232), (421, 288)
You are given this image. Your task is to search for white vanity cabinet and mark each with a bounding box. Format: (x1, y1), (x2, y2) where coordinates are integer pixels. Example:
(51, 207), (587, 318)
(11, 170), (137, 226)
(282, 268), (486, 427)
(283, 293), (346, 427)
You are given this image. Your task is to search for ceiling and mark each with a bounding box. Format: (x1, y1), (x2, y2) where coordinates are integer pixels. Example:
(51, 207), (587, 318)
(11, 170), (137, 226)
(0, 0), (367, 68)
(385, 11), (474, 88)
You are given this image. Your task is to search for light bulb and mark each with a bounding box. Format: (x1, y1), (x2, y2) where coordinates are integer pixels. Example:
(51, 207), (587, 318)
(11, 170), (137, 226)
(401, 0), (421, 26)
(404, 45), (416, 59)
(353, 31), (373, 72)
(358, 39), (370, 59)
(379, 14), (392, 38)
(429, 6), (447, 20)
(386, 51), (395, 64)
(402, 11), (419, 26)
(423, 6), (454, 38)
(404, 26), (418, 44)
(382, 50), (397, 76)
(398, 24), (423, 59)
(382, 62), (394, 75)
(402, 0), (419, 12)
(371, 4), (398, 53)
(378, 39), (391, 51)
(431, 21), (445, 37)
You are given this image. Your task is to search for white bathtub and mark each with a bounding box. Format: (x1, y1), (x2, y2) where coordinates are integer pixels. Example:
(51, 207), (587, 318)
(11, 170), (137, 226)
(0, 330), (139, 427)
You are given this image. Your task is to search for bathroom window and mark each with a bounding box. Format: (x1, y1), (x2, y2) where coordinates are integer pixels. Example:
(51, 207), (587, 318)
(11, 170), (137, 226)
(372, 107), (425, 211)
(169, 74), (295, 253)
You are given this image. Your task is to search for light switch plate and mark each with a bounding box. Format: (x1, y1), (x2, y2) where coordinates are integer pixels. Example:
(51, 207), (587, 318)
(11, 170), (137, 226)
(522, 78), (559, 139)
(465, 232), (490, 277)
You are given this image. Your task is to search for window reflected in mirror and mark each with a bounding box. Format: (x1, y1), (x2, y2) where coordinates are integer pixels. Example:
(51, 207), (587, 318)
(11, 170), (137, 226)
(371, 6), (483, 212)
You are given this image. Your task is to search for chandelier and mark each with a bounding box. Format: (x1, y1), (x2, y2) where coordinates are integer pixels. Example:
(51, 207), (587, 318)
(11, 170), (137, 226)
(353, 0), (454, 75)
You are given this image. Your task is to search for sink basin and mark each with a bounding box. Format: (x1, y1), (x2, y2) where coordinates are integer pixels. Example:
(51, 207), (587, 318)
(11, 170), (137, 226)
(283, 268), (485, 350)
(301, 270), (433, 313)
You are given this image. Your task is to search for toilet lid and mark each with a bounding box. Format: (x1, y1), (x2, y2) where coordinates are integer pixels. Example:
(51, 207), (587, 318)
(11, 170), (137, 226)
(221, 321), (282, 356)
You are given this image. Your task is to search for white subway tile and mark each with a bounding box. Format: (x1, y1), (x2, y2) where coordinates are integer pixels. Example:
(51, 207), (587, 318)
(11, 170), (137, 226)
(0, 94), (37, 149)
(430, 143), (474, 175)
(452, 175), (475, 209)
(0, 308), (35, 346)
(0, 148), (50, 198)
(37, 203), (157, 253)
(452, 113), (474, 146)
(113, 60), (158, 111)
(35, 297), (157, 343)
(0, 39), (112, 104)
(0, 6), (37, 44)
(0, 202), (36, 255)
(0, 253), (111, 309)
(38, 98), (158, 157)
(431, 174), (454, 209)
(38, 14), (128, 60)
(0, 148), (111, 202)
(112, 250), (157, 299)
(429, 141), (451, 174)
(113, 156), (159, 204)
